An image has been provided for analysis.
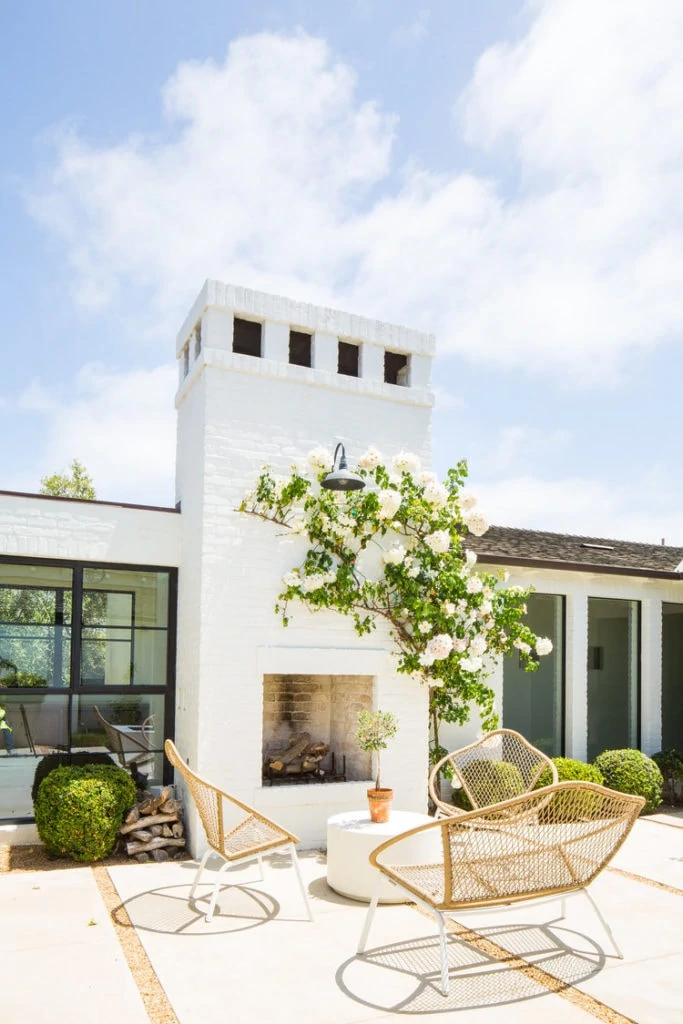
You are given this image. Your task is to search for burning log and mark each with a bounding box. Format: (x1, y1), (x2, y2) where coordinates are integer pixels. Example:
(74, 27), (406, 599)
(120, 788), (186, 862)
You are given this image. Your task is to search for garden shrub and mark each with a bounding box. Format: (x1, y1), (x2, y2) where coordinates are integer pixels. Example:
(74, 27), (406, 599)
(534, 757), (606, 822)
(34, 764), (137, 862)
(452, 759), (524, 812)
(593, 749), (663, 814)
(31, 752), (117, 804)
(651, 749), (683, 804)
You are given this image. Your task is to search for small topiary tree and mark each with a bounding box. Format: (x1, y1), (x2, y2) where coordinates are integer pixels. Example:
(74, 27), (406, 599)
(593, 749), (663, 814)
(651, 749), (683, 805)
(35, 764), (137, 862)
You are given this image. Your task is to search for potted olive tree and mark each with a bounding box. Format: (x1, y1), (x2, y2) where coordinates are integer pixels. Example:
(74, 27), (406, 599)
(356, 709), (399, 823)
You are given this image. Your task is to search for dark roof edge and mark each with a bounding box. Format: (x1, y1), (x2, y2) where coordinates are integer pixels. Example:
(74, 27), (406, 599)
(476, 553), (683, 580)
(0, 489), (180, 515)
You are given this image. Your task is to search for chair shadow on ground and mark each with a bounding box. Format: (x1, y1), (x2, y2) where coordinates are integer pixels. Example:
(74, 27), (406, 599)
(336, 921), (606, 1016)
(112, 850), (326, 936)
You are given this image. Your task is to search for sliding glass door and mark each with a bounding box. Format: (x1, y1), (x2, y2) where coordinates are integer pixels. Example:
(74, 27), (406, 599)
(587, 598), (639, 761)
(662, 602), (683, 750)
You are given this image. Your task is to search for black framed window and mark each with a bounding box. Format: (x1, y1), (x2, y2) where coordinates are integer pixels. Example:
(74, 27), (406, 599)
(587, 597), (640, 761)
(0, 558), (176, 823)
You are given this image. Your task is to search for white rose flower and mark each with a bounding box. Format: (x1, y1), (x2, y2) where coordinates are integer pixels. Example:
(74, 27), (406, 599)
(377, 489), (402, 520)
(480, 600), (493, 616)
(425, 634), (453, 661)
(424, 530), (450, 554)
(469, 635), (487, 657)
(441, 602), (456, 616)
(423, 482), (449, 508)
(358, 446), (382, 470)
(392, 451), (422, 475)
(288, 515), (307, 535)
(407, 563), (420, 579)
(418, 621), (432, 635)
(456, 599), (467, 612)
(465, 549), (477, 566)
(459, 489), (477, 510)
(281, 572), (300, 588)
(382, 544), (407, 566)
(513, 639), (532, 655)
(307, 446), (334, 471)
(418, 651), (436, 667)
(460, 655), (483, 673)
(535, 637), (553, 656)
(420, 471), (438, 485)
(463, 510), (489, 537)
(466, 576), (483, 594)
(453, 637), (468, 653)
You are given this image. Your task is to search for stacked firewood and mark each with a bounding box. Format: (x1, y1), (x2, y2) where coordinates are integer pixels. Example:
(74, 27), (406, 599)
(119, 786), (186, 862)
(266, 732), (329, 777)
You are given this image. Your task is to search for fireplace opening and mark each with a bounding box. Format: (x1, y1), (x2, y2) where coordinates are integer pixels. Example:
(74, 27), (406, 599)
(262, 674), (373, 785)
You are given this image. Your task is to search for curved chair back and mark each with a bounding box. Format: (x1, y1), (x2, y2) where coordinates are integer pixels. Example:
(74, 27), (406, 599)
(164, 739), (298, 859)
(94, 705), (155, 769)
(374, 781), (644, 911)
(429, 728), (558, 816)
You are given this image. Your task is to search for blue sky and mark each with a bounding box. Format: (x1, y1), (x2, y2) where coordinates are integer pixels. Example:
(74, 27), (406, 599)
(2, 0), (683, 543)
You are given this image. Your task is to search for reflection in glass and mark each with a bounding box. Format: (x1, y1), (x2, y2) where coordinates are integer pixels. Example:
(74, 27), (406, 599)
(0, 565), (72, 688)
(503, 594), (564, 756)
(662, 603), (683, 750)
(0, 693), (69, 817)
(74, 693), (165, 786)
(587, 598), (639, 761)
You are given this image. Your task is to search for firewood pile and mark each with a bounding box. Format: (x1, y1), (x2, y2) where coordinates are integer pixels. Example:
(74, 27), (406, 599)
(119, 786), (186, 862)
(265, 732), (329, 778)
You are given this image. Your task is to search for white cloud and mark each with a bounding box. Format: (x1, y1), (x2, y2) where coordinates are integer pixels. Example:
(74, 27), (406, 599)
(473, 472), (683, 546)
(11, 364), (177, 504)
(390, 9), (430, 47)
(26, 8), (683, 380)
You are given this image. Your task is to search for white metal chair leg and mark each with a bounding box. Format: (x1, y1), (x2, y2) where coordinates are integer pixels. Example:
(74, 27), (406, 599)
(205, 858), (233, 922)
(583, 888), (623, 959)
(289, 843), (313, 921)
(189, 848), (211, 900)
(432, 908), (450, 997)
(357, 879), (382, 953)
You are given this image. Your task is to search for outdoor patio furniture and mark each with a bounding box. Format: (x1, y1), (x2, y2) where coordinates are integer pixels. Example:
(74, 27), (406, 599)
(94, 705), (156, 773)
(164, 739), (313, 923)
(357, 781), (644, 996)
(428, 728), (559, 818)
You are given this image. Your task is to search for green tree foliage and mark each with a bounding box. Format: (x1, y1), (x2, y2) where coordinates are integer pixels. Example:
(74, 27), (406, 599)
(593, 748), (663, 814)
(40, 459), (96, 500)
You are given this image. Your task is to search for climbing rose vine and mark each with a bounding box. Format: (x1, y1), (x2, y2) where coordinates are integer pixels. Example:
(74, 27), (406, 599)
(239, 447), (551, 759)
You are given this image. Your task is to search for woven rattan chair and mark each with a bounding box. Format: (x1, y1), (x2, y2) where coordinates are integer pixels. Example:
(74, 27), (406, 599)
(94, 705), (156, 773)
(164, 739), (312, 923)
(358, 781), (644, 996)
(429, 728), (559, 818)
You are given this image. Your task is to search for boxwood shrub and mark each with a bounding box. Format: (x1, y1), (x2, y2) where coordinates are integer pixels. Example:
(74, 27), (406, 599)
(535, 757), (605, 789)
(452, 759), (524, 812)
(651, 749), (683, 805)
(534, 757), (605, 822)
(34, 764), (137, 862)
(31, 752), (117, 804)
(593, 749), (663, 814)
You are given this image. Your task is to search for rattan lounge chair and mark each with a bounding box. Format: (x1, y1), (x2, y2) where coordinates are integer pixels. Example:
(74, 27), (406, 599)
(94, 705), (156, 773)
(164, 739), (313, 923)
(358, 781), (644, 996)
(428, 728), (559, 818)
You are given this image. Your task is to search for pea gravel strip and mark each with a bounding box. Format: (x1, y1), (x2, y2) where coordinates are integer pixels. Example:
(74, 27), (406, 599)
(607, 865), (683, 897)
(92, 864), (180, 1024)
(413, 906), (638, 1024)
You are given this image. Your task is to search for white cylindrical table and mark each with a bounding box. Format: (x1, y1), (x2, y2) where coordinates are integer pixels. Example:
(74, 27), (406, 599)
(326, 809), (441, 904)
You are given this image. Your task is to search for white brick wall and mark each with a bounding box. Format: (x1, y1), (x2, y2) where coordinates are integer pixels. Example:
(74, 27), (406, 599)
(174, 282), (434, 848)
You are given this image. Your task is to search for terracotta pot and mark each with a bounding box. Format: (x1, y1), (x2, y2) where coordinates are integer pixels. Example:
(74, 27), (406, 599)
(367, 787), (394, 823)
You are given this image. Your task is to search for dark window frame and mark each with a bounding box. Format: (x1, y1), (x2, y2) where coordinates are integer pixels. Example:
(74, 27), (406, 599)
(232, 317), (263, 357)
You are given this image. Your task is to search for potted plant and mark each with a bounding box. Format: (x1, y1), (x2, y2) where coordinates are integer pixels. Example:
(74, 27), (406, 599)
(356, 708), (399, 823)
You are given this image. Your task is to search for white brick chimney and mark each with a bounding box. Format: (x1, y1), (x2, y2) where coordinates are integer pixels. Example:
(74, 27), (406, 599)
(174, 280), (435, 847)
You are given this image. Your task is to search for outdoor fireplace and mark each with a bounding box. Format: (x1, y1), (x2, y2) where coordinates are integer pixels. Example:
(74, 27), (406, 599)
(262, 674), (373, 784)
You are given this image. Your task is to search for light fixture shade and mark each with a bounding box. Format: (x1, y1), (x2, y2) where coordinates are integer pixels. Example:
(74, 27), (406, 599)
(321, 443), (366, 491)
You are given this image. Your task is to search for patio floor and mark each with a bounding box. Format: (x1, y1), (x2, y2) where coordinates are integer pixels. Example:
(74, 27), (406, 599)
(1, 812), (682, 1023)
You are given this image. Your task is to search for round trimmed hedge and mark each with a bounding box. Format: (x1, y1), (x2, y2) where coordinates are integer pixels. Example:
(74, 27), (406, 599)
(31, 752), (117, 804)
(535, 757), (605, 789)
(35, 764), (137, 862)
(651, 749), (683, 805)
(452, 759), (524, 812)
(593, 749), (663, 814)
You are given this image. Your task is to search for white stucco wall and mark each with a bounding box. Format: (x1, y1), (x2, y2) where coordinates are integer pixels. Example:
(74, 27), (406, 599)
(0, 492), (181, 566)
(174, 282), (435, 847)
